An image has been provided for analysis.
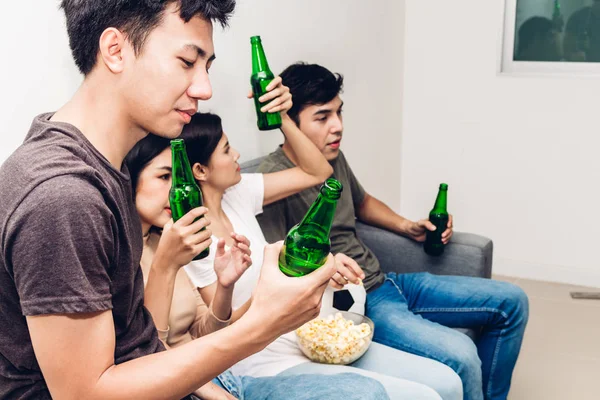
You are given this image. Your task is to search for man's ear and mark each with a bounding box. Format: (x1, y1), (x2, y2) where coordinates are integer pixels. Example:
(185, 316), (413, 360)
(192, 162), (209, 182)
(98, 27), (128, 74)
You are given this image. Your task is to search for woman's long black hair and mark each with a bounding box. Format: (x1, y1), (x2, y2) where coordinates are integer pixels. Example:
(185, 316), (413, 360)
(124, 112), (225, 193)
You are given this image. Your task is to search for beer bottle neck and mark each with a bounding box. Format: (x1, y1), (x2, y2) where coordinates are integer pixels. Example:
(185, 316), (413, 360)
(431, 188), (448, 215)
(298, 194), (336, 238)
(171, 141), (196, 186)
(298, 179), (342, 238)
(251, 39), (271, 74)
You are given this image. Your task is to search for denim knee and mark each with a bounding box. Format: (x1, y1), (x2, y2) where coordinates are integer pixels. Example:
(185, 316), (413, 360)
(448, 335), (481, 377)
(338, 373), (389, 400)
(505, 284), (529, 325)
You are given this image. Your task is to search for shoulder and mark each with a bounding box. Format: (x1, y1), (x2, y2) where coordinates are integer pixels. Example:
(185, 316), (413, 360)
(230, 173), (264, 192)
(223, 173), (265, 217)
(0, 131), (106, 221)
(25, 174), (107, 212)
(257, 148), (293, 174)
(4, 174), (113, 249)
(225, 173), (263, 200)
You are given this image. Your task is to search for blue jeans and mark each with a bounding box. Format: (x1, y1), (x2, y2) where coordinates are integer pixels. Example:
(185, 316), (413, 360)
(213, 369), (389, 400)
(366, 272), (529, 400)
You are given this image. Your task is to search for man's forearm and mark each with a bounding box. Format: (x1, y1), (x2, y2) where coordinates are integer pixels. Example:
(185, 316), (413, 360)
(280, 115), (332, 181)
(93, 312), (270, 400)
(231, 297), (252, 323)
(357, 193), (411, 235)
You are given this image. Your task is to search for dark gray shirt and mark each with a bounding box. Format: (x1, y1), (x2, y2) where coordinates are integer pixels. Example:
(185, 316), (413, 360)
(257, 147), (385, 291)
(0, 113), (163, 399)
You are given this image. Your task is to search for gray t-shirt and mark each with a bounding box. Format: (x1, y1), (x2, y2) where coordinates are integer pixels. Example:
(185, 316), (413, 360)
(257, 147), (385, 291)
(0, 113), (164, 399)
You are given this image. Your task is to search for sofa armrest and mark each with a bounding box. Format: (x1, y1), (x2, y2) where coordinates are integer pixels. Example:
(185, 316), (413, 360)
(355, 222), (493, 279)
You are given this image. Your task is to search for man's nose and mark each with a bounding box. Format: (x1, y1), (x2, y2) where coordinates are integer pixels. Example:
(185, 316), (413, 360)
(187, 70), (213, 101)
(330, 114), (343, 133)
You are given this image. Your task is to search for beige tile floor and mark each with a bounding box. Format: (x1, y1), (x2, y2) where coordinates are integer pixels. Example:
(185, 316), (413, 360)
(493, 275), (600, 400)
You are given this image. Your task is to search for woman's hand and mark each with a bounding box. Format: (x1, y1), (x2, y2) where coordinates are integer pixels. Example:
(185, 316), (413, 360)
(213, 233), (252, 289)
(154, 207), (212, 270)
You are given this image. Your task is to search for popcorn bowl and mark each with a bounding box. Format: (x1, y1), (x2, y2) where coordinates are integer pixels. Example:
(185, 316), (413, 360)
(295, 311), (374, 365)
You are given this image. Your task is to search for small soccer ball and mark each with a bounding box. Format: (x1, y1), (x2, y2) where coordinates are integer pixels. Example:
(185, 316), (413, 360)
(319, 283), (367, 317)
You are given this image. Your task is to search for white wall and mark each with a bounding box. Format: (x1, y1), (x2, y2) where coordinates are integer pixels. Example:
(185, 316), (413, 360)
(401, 0), (600, 287)
(0, 1), (81, 164)
(0, 0), (405, 209)
(205, 0), (405, 207)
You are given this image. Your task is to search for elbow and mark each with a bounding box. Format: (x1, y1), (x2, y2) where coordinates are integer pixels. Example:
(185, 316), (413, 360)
(317, 164), (334, 183)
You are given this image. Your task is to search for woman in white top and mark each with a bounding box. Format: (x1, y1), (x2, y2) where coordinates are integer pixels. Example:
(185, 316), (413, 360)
(180, 78), (460, 400)
(125, 132), (391, 400)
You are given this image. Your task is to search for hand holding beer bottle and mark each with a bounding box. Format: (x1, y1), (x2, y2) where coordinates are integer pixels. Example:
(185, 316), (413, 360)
(402, 184), (453, 251)
(424, 183), (451, 256)
(250, 35), (288, 130)
(247, 241), (337, 338)
(169, 139), (210, 260)
(155, 207), (213, 269)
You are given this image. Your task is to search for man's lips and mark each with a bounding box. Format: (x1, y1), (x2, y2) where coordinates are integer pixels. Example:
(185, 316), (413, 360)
(164, 208), (172, 215)
(176, 109), (195, 123)
(328, 140), (341, 149)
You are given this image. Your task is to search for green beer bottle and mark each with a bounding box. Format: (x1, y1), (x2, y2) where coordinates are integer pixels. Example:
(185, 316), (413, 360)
(424, 183), (449, 257)
(250, 35), (282, 131)
(552, 0), (563, 32)
(169, 139), (209, 260)
(279, 178), (343, 277)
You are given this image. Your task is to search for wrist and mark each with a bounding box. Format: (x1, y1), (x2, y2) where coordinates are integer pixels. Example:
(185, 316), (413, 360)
(217, 278), (236, 291)
(152, 249), (182, 272)
(280, 114), (296, 134)
(149, 258), (179, 279)
(236, 308), (277, 349)
(396, 218), (413, 235)
(209, 301), (232, 323)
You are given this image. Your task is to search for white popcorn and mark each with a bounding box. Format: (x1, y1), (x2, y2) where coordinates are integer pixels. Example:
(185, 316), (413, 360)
(295, 312), (372, 364)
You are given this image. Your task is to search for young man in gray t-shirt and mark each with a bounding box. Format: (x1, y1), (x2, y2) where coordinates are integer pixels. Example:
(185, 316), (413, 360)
(0, 4), (348, 399)
(258, 62), (530, 400)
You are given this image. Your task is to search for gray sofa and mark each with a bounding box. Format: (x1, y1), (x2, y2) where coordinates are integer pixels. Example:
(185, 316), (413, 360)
(242, 157), (493, 339)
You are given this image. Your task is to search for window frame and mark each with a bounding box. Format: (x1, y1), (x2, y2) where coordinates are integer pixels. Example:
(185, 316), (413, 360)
(500, 0), (600, 77)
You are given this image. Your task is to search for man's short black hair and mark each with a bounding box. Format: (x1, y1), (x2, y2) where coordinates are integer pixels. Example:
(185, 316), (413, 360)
(279, 62), (344, 125)
(60, 0), (236, 75)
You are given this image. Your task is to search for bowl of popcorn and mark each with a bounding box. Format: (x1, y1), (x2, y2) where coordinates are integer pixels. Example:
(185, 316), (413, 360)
(295, 311), (374, 365)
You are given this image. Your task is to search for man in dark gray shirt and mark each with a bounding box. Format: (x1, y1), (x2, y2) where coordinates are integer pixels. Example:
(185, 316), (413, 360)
(258, 62), (530, 400)
(0, 3), (345, 399)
